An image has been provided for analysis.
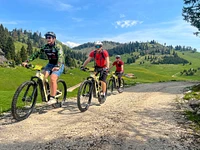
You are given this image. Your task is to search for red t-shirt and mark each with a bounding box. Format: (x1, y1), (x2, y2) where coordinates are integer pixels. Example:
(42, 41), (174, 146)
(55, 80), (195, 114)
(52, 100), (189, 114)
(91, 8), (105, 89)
(113, 60), (124, 72)
(89, 50), (109, 68)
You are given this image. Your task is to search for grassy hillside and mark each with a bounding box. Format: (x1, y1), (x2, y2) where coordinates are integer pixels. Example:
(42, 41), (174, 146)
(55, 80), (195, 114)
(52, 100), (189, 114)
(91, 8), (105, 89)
(1, 50), (200, 114)
(14, 41), (39, 52)
(108, 50), (200, 83)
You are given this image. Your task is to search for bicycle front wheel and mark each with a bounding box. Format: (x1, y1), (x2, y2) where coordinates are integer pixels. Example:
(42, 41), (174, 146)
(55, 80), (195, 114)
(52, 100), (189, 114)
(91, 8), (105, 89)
(11, 81), (37, 121)
(56, 79), (67, 107)
(77, 80), (93, 112)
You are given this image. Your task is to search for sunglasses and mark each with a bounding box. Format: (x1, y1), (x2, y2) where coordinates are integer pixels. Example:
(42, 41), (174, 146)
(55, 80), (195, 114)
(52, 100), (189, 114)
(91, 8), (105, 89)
(116, 57), (120, 59)
(46, 36), (52, 39)
(95, 45), (102, 48)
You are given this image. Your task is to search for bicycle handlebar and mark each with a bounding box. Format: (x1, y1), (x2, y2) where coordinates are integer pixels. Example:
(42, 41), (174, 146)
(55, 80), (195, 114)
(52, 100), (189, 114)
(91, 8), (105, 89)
(25, 64), (34, 69)
(80, 66), (89, 72)
(25, 64), (43, 71)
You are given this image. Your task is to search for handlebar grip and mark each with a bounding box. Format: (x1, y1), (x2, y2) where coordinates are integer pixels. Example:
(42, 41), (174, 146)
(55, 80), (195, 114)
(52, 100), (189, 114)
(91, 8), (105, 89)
(80, 67), (89, 71)
(26, 64), (34, 69)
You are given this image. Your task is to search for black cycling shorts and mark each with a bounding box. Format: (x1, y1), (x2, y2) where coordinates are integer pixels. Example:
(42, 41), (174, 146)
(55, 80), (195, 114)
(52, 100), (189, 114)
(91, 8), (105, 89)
(115, 71), (123, 78)
(94, 66), (108, 83)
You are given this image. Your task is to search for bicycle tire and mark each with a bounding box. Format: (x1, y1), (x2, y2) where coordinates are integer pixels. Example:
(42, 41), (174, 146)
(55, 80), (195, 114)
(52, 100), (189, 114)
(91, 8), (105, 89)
(55, 79), (67, 107)
(107, 79), (114, 93)
(77, 80), (93, 112)
(45, 80), (50, 97)
(11, 81), (37, 121)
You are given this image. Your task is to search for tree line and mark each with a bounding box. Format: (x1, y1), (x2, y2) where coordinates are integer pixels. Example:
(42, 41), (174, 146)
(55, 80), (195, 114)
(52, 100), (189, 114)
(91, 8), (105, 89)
(74, 40), (196, 65)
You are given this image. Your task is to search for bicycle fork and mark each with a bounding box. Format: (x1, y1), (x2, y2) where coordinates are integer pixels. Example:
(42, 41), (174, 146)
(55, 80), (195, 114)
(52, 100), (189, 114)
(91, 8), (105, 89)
(93, 80), (101, 98)
(22, 83), (37, 102)
(43, 79), (48, 101)
(92, 81), (97, 97)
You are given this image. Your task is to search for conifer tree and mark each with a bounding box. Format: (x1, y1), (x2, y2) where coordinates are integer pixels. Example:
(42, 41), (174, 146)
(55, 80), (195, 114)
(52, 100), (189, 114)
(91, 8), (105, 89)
(15, 52), (22, 65)
(27, 39), (33, 55)
(0, 24), (8, 52)
(20, 45), (27, 62)
(6, 37), (15, 60)
(183, 0), (200, 35)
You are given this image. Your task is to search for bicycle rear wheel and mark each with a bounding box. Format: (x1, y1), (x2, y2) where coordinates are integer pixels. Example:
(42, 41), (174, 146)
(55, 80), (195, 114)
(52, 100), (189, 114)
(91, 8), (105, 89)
(11, 81), (37, 121)
(55, 79), (67, 107)
(77, 80), (93, 112)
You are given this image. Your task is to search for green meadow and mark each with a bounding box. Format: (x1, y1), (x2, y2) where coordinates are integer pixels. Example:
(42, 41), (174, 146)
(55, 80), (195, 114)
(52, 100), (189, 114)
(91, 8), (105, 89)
(1, 51), (200, 114)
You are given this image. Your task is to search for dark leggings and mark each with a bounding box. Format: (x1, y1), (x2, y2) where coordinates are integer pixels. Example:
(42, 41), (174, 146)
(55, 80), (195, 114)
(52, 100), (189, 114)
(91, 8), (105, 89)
(115, 72), (123, 87)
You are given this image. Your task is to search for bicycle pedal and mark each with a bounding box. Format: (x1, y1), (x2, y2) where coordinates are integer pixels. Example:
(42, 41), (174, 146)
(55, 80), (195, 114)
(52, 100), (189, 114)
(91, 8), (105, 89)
(55, 93), (62, 98)
(55, 91), (62, 98)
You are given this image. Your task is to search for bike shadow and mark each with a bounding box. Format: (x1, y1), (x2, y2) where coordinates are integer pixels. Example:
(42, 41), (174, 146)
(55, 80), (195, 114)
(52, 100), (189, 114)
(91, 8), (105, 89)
(0, 98), (80, 125)
(107, 91), (119, 96)
(0, 96), (109, 125)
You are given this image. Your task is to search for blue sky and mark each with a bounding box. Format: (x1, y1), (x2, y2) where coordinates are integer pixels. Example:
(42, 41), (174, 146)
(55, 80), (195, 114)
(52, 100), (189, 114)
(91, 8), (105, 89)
(0, 0), (199, 50)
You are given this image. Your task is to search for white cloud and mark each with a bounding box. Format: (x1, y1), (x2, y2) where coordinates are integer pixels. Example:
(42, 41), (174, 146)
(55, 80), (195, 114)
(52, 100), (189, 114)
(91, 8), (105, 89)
(120, 14), (126, 18)
(57, 2), (73, 11)
(0, 21), (18, 25)
(115, 20), (142, 28)
(62, 41), (80, 48)
(72, 17), (83, 22)
(34, 0), (75, 11)
(108, 18), (200, 50)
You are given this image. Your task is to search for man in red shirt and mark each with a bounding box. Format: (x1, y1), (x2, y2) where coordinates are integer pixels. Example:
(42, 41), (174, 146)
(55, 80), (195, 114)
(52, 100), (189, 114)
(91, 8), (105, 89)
(109, 55), (124, 89)
(81, 41), (109, 102)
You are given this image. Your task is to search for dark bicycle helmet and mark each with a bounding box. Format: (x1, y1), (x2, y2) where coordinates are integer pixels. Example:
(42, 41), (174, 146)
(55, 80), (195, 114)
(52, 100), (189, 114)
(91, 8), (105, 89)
(44, 31), (56, 38)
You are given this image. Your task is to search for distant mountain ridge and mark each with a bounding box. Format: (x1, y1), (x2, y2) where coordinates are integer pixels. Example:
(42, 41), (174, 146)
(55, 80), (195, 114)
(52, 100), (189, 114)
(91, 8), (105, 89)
(72, 40), (197, 65)
(72, 40), (197, 54)
(72, 41), (121, 54)
(62, 41), (80, 48)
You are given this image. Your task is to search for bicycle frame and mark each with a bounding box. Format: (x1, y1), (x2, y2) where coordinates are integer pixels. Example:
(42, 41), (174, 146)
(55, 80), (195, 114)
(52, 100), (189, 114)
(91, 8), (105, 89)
(30, 70), (49, 102)
(110, 72), (118, 88)
(87, 72), (101, 98)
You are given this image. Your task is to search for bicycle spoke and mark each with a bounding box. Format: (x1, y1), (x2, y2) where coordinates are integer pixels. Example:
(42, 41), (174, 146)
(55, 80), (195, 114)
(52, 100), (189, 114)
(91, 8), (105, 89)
(77, 80), (92, 112)
(54, 79), (67, 107)
(12, 81), (37, 121)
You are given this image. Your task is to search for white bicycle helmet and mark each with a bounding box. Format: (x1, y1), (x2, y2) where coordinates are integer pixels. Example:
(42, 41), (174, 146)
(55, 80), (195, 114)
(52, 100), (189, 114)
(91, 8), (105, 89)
(116, 55), (121, 58)
(94, 41), (103, 46)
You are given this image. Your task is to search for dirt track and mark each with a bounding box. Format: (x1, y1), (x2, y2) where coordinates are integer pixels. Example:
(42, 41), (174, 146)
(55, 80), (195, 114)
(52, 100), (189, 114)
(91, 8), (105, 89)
(0, 81), (200, 150)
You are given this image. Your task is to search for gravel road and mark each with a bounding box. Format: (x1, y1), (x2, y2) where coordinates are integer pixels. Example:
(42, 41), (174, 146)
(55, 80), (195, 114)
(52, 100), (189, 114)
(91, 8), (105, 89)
(0, 81), (200, 150)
